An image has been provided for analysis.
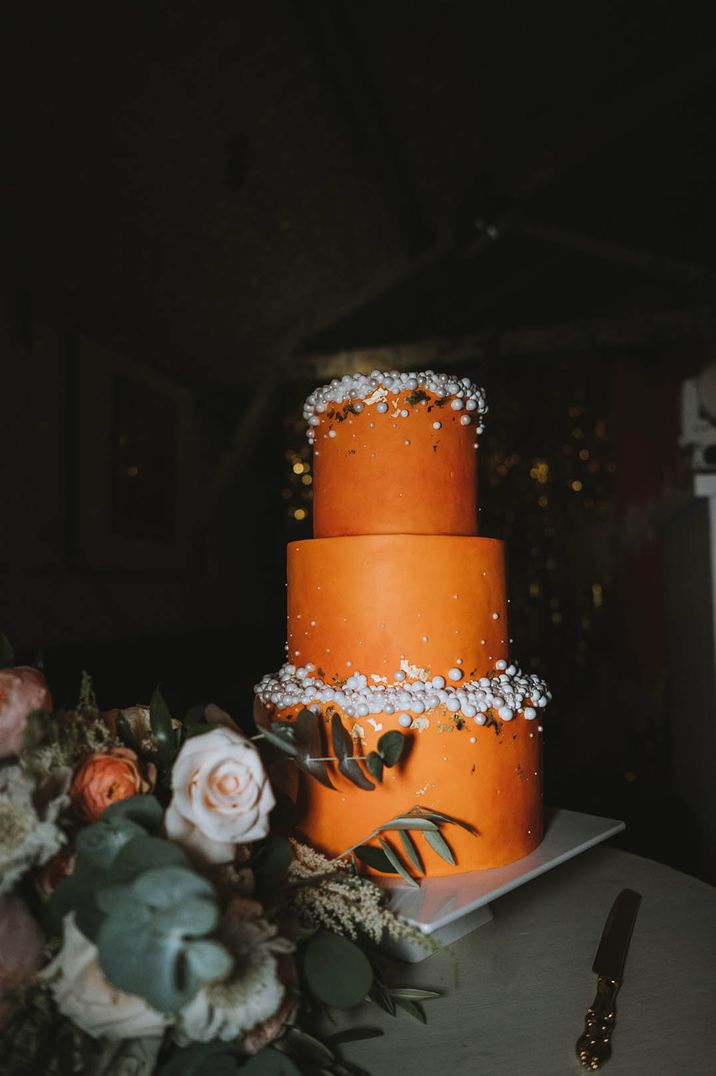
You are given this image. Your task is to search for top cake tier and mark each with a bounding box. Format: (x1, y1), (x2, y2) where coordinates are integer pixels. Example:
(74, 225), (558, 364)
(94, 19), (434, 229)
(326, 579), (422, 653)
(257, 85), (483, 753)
(303, 370), (487, 538)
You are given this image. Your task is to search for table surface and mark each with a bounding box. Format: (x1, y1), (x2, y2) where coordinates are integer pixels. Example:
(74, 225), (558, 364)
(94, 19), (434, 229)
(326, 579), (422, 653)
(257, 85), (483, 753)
(337, 844), (716, 1076)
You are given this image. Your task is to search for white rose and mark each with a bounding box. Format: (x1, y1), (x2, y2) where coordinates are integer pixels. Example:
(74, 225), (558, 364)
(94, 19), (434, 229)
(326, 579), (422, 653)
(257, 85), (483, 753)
(164, 726), (275, 864)
(42, 916), (171, 1041)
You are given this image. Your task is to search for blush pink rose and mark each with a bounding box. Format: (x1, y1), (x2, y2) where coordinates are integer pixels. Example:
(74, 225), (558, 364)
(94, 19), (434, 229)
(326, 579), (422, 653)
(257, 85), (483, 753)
(164, 726), (275, 864)
(0, 895), (46, 1028)
(0, 667), (52, 758)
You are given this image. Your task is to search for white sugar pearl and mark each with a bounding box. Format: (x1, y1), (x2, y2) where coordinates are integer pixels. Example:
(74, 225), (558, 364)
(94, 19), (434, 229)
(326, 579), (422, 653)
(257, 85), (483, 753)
(466, 399), (478, 411)
(492, 612), (500, 620)
(394, 670), (406, 681)
(400, 409), (409, 418)
(451, 398), (464, 411)
(412, 700), (425, 715)
(498, 706), (514, 721)
(448, 667), (463, 681)
(404, 439), (411, 446)
(462, 704), (477, 718)
(433, 421), (442, 430)
(495, 659), (507, 671)
(431, 675), (445, 689)
(460, 414), (471, 425)
(376, 402), (388, 413)
(475, 713), (487, 725)
(524, 706), (537, 720)
(328, 430), (336, 438)
(398, 713), (412, 727)
(356, 703), (370, 717)
(446, 697), (461, 712)
(469, 735), (477, 743)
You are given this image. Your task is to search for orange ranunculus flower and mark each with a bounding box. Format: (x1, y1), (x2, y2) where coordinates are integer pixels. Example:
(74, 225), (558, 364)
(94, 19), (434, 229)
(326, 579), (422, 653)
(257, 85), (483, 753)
(69, 747), (156, 822)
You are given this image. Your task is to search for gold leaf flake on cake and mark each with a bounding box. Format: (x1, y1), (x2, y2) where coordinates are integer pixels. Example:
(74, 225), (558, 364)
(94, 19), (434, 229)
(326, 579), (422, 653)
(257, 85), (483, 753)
(400, 658), (430, 680)
(364, 387), (388, 406)
(350, 723), (365, 741)
(367, 718), (383, 732)
(410, 716), (430, 732)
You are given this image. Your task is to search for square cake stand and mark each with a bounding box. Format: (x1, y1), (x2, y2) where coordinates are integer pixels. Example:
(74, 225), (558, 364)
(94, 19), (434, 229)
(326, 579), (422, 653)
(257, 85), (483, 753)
(381, 807), (625, 962)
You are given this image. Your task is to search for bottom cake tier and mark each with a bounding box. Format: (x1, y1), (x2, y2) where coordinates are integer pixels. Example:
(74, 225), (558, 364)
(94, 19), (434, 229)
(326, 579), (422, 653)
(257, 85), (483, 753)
(255, 662), (547, 877)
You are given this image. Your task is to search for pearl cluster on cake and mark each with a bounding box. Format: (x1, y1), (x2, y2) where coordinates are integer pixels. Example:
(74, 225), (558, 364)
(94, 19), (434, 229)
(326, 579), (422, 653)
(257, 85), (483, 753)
(254, 662), (550, 726)
(303, 370), (488, 443)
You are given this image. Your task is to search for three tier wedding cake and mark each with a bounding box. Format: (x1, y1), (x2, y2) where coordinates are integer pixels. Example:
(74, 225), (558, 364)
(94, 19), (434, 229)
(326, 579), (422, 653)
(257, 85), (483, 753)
(255, 370), (550, 876)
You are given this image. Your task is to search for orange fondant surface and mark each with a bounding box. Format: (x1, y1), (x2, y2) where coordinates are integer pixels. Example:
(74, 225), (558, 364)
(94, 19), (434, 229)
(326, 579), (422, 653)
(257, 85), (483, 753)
(287, 534), (508, 681)
(275, 701), (543, 875)
(312, 389), (478, 537)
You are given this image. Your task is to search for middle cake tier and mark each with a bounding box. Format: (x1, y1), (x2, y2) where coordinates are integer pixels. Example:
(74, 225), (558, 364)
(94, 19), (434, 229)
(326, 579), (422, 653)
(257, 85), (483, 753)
(287, 534), (509, 682)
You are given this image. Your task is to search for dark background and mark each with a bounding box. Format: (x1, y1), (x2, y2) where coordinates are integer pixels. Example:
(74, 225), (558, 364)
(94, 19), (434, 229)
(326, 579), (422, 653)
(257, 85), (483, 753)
(2, 2), (715, 881)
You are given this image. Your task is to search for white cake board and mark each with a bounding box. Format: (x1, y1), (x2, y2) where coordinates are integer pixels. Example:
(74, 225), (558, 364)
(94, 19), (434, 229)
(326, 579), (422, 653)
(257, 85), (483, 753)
(381, 807), (625, 962)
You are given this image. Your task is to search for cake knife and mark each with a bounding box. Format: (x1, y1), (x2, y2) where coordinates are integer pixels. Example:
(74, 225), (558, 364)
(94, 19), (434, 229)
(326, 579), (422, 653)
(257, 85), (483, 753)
(575, 887), (642, 1071)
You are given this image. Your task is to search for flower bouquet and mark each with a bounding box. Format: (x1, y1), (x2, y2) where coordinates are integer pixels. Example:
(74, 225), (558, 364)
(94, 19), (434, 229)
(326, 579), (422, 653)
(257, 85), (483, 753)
(0, 637), (455, 1076)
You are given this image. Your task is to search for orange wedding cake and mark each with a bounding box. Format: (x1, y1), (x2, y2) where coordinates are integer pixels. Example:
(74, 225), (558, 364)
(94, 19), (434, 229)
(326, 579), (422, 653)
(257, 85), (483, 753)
(255, 370), (550, 876)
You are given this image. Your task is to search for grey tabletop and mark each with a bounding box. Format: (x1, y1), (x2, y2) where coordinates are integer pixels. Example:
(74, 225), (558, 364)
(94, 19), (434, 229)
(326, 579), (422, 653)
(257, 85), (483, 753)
(338, 844), (716, 1076)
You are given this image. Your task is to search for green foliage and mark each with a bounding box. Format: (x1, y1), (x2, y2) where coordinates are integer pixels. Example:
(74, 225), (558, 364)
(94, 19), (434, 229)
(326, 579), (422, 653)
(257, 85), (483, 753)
(50, 795), (232, 1013)
(331, 714), (374, 791)
(150, 686), (177, 768)
(250, 832), (294, 899)
(376, 731), (404, 767)
(347, 805), (469, 884)
(292, 708), (336, 790)
(301, 930), (373, 1009)
(364, 752), (384, 783)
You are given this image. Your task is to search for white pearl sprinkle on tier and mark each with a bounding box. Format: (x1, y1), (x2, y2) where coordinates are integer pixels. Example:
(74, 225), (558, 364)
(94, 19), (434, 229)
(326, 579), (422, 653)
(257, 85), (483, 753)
(254, 662), (549, 726)
(303, 370), (488, 443)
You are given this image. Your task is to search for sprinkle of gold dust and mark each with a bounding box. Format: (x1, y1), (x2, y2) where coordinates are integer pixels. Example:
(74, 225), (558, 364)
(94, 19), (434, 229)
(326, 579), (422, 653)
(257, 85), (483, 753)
(293, 508), (306, 520)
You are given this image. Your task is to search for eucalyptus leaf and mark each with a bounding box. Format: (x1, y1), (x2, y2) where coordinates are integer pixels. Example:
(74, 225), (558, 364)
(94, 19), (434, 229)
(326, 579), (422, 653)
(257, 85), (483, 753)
(423, 828), (456, 866)
(0, 633), (15, 669)
(394, 997), (427, 1023)
(282, 1027), (335, 1066)
(379, 817), (438, 831)
(332, 714), (374, 791)
(150, 686), (175, 765)
(292, 708), (336, 790)
(385, 988), (441, 1000)
(115, 712), (143, 754)
(253, 697), (299, 759)
(97, 919), (198, 1012)
(378, 838), (418, 888)
(325, 1028), (385, 1046)
(107, 834), (188, 884)
(377, 730), (404, 767)
(132, 866), (217, 923)
(368, 980), (396, 1016)
(364, 752), (383, 783)
(354, 845), (398, 874)
(398, 830), (423, 874)
(302, 930), (373, 1009)
(410, 808), (477, 834)
(103, 794), (164, 834)
(75, 816), (145, 870)
(185, 938), (234, 983)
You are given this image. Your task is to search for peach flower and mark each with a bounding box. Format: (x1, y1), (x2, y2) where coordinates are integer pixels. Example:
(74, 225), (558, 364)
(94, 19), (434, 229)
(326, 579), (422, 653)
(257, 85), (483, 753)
(164, 727), (275, 864)
(0, 666), (52, 758)
(70, 747), (156, 822)
(0, 895), (46, 1029)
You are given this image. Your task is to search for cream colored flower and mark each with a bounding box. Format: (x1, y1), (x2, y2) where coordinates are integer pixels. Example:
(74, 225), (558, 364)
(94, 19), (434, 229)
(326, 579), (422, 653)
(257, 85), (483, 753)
(42, 916), (171, 1041)
(164, 727), (275, 864)
(0, 666), (52, 759)
(175, 897), (294, 1045)
(0, 765), (70, 896)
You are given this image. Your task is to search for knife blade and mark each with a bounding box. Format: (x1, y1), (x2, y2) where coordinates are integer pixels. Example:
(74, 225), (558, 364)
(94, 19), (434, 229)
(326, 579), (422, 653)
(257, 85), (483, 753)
(575, 888), (641, 1071)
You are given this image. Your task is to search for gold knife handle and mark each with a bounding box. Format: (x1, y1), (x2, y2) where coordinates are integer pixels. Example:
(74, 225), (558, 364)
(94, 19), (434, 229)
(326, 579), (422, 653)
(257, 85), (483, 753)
(575, 976), (620, 1070)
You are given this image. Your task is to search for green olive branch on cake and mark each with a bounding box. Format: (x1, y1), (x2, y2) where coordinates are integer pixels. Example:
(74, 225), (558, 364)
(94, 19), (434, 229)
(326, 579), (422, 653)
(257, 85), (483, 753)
(254, 699), (475, 887)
